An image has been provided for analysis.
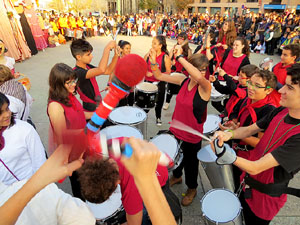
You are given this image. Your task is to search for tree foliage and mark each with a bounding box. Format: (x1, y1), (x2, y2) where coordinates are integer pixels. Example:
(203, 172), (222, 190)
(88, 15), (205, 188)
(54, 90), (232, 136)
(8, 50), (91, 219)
(139, 0), (158, 10)
(48, 0), (65, 12)
(174, 0), (193, 12)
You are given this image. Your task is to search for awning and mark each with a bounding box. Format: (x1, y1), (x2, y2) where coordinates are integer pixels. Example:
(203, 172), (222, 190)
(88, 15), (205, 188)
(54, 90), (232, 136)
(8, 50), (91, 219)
(297, 5), (300, 10)
(264, 4), (286, 10)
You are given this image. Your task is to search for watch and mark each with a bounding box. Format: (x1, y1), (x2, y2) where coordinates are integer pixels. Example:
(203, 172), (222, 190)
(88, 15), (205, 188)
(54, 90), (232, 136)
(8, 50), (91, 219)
(176, 54), (184, 61)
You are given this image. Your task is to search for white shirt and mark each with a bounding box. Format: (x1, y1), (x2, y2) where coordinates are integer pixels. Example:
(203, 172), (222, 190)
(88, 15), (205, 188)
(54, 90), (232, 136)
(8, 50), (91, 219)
(0, 180), (96, 225)
(0, 120), (46, 185)
(4, 56), (15, 70)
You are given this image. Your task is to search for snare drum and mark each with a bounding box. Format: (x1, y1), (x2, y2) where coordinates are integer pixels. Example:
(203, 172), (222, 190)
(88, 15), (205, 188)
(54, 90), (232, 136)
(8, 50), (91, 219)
(210, 82), (225, 102)
(197, 144), (235, 192)
(201, 189), (242, 224)
(203, 114), (221, 136)
(150, 134), (182, 170)
(86, 185), (126, 224)
(100, 125), (143, 140)
(108, 106), (147, 136)
(135, 82), (158, 109)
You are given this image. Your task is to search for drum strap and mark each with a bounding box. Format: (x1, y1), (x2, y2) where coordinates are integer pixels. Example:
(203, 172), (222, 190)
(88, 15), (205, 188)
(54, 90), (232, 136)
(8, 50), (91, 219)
(244, 174), (300, 198)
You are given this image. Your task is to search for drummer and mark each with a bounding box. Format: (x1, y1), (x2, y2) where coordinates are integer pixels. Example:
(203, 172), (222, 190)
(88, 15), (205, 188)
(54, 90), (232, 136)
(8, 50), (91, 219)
(114, 40), (135, 107)
(77, 152), (170, 224)
(214, 63), (300, 225)
(219, 70), (277, 190)
(149, 45), (211, 206)
(144, 35), (171, 126)
(211, 37), (250, 113)
(269, 44), (300, 106)
(209, 64), (259, 121)
(163, 32), (191, 110)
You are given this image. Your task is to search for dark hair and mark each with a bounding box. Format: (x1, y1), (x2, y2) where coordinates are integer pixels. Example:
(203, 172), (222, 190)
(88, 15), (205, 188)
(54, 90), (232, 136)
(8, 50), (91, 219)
(48, 63), (77, 106)
(240, 64), (259, 78)
(0, 65), (14, 86)
(155, 35), (169, 55)
(253, 70), (277, 90)
(235, 37), (250, 57)
(70, 39), (93, 59)
(118, 40), (131, 49)
(177, 32), (188, 40)
(287, 63), (300, 86)
(283, 44), (300, 60)
(0, 93), (15, 127)
(188, 54), (209, 71)
(78, 157), (120, 203)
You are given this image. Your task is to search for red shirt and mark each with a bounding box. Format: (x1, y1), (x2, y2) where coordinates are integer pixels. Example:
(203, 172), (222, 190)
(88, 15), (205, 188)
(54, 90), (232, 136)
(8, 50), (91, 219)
(116, 159), (168, 215)
(270, 62), (293, 107)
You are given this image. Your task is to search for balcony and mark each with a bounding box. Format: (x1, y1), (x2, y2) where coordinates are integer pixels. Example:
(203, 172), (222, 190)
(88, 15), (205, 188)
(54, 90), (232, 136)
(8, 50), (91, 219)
(270, 0), (282, 4)
(212, 0), (220, 3)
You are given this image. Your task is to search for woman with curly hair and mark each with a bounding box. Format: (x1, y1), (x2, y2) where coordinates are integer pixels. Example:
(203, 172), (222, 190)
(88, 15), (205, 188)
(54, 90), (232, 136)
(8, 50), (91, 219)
(47, 63), (93, 200)
(215, 19), (237, 61)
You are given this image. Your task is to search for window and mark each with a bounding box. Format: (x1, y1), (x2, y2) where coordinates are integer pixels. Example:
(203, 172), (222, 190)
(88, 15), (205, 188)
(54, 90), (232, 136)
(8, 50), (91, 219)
(228, 0), (237, 2)
(200, 0), (206, 3)
(246, 0), (258, 2)
(212, 0), (220, 2)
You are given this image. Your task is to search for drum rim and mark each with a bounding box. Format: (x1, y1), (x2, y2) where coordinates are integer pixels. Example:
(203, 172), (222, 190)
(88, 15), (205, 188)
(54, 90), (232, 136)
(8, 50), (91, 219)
(150, 134), (180, 159)
(95, 205), (125, 222)
(100, 124), (143, 139)
(136, 82), (158, 93)
(203, 114), (222, 135)
(108, 106), (147, 125)
(200, 188), (242, 223)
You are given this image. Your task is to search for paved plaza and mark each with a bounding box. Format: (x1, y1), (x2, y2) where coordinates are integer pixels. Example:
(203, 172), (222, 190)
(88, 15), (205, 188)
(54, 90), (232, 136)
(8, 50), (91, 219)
(15, 36), (300, 225)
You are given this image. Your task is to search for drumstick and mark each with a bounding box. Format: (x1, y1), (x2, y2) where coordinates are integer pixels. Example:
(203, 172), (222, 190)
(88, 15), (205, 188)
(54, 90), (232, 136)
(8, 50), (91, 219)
(170, 120), (212, 142)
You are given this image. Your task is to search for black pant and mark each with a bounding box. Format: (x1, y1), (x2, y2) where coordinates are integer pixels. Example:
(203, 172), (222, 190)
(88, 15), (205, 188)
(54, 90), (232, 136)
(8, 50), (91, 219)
(211, 99), (228, 113)
(240, 192), (271, 225)
(166, 83), (180, 103)
(155, 81), (166, 119)
(173, 139), (202, 189)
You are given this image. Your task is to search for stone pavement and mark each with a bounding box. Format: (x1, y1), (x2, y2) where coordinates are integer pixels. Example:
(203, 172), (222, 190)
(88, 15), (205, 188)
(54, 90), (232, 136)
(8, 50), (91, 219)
(14, 36), (300, 224)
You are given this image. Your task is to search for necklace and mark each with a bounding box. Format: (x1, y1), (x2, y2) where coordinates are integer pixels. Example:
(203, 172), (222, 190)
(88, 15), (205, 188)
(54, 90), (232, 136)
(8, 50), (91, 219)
(263, 114), (300, 155)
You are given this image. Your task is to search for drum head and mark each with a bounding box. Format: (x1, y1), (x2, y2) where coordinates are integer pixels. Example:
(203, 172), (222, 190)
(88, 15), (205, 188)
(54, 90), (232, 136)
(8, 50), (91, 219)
(197, 143), (231, 162)
(150, 134), (178, 161)
(170, 72), (186, 79)
(210, 84), (223, 97)
(203, 114), (221, 135)
(87, 185), (122, 220)
(136, 82), (158, 93)
(100, 125), (143, 140)
(109, 106), (147, 125)
(201, 189), (241, 223)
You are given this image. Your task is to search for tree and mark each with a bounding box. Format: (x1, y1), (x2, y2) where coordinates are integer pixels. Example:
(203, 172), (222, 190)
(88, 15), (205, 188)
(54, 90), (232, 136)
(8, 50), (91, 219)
(139, 0), (158, 10)
(48, 0), (65, 12)
(174, 0), (192, 12)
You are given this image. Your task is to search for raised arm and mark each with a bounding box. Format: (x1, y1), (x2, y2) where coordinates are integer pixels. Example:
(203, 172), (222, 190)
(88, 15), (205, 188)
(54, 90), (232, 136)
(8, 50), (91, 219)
(121, 138), (177, 225)
(0, 145), (84, 225)
(85, 41), (116, 79)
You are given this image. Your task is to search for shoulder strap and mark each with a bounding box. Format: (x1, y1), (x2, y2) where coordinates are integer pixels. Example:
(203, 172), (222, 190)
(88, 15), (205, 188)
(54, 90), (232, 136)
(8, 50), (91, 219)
(161, 54), (166, 73)
(245, 174), (300, 198)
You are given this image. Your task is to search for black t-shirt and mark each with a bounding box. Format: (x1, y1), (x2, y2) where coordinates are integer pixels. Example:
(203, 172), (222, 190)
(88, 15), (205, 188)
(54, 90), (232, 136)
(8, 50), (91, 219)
(74, 64), (96, 101)
(257, 107), (300, 183)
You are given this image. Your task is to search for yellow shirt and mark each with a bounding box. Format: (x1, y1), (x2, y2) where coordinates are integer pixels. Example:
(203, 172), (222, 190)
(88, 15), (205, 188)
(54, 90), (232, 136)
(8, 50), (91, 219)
(50, 22), (58, 33)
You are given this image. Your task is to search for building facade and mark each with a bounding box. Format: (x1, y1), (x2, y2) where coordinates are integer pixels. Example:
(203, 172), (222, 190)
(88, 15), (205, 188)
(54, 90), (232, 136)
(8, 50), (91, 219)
(187, 0), (300, 15)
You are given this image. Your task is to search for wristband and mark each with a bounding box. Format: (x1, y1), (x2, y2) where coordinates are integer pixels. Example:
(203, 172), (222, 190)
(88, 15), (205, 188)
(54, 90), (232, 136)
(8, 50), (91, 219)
(176, 54), (184, 61)
(206, 46), (210, 49)
(225, 129), (234, 139)
(150, 62), (159, 67)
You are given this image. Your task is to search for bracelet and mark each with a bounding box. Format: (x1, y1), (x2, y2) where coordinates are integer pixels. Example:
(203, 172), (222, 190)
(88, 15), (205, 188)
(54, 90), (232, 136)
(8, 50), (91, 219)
(225, 129), (234, 139)
(150, 62), (159, 67)
(176, 54), (184, 61)
(206, 46), (210, 49)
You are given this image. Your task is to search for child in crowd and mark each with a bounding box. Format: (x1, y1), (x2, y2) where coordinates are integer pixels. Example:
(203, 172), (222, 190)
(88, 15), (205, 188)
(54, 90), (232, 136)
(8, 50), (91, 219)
(70, 39), (118, 112)
(253, 41), (264, 54)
